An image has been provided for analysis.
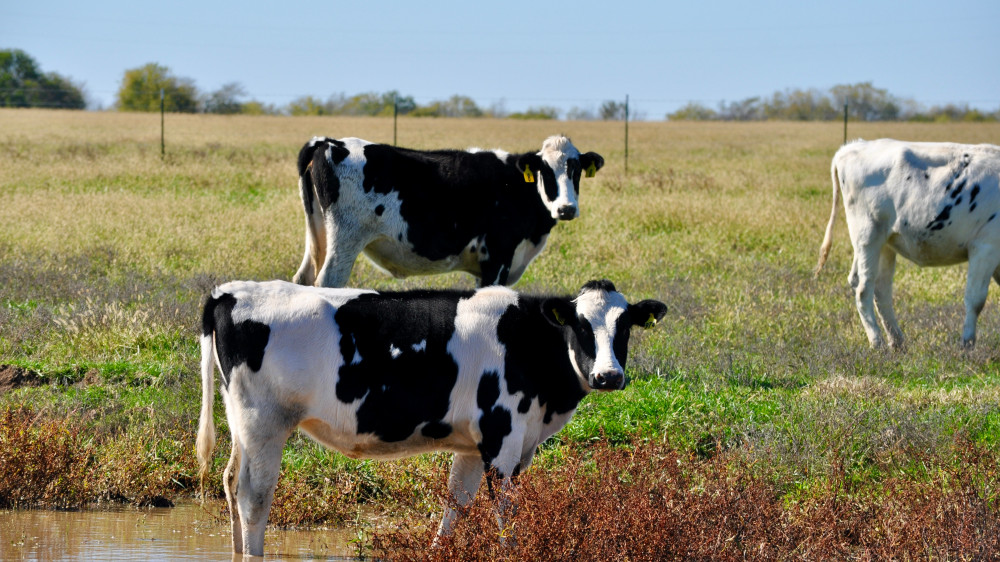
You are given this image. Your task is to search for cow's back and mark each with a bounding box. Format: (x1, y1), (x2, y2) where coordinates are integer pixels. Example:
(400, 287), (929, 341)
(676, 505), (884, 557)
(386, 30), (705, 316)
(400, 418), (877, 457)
(834, 139), (1000, 266)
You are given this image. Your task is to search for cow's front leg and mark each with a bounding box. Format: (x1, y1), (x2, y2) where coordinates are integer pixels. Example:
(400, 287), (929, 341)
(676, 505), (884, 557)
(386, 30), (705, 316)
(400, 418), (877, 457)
(849, 232), (889, 348)
(485, 469), (519, 546)
(436, 453), (484, 540)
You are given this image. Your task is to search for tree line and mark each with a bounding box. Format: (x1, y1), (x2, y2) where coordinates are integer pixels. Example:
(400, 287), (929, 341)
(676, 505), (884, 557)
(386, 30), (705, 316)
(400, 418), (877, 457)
(667, 83), (1000, 122)
(2, 49), (997, 122)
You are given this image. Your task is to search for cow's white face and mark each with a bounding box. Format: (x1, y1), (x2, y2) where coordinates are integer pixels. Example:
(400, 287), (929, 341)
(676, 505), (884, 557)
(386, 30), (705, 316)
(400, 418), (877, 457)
(517, 136), (604, 221)
(543, 280), (667, 391)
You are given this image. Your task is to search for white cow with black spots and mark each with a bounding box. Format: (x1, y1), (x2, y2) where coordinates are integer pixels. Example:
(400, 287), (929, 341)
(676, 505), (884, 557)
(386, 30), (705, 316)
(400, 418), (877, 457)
(816, 138), (1000, 348)
(196, 279), (666, 557)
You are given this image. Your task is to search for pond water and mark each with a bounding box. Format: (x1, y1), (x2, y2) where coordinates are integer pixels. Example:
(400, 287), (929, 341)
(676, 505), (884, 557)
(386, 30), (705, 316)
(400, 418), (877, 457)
(0, 501), (365, 560)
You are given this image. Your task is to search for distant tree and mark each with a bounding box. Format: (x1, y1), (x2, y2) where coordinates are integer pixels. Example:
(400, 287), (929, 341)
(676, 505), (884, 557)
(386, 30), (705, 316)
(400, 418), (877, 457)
(203, 82), (246, 114)
(666, 102), (717, 121)
(287, 95), (330, 116)
(117, 63), (198, 112)
(717, 97), (763, 121)
(240, 100), (281, 115)
(599, 100), (626, 120)
(484, 99), (508, 118)
(374, 90), (416, 115)
(337, 90), (417, 116)
(830, 82), (901, 121)
(412, 95), (483, 118)
(763, 88), (838, 121)
(0, 49), (85, 109)
(566, 106), (597, 120)
(509, 106), (560, 120)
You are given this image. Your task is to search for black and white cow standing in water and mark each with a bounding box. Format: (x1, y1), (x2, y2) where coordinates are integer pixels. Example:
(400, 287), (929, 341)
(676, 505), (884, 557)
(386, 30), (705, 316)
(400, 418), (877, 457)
(816, 138), (1000, 348)
(291, 135), (604, 288)
(196, 279), (666, 557)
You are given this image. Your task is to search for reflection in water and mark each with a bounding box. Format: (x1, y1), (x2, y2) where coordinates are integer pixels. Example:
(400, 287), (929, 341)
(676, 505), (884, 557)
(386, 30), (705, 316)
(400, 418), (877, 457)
(0, 501), (363, 560)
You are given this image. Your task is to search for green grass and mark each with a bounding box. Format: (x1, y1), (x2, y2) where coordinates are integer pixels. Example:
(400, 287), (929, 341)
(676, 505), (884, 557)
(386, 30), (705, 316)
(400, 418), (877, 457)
(2, 109), (1000, 533)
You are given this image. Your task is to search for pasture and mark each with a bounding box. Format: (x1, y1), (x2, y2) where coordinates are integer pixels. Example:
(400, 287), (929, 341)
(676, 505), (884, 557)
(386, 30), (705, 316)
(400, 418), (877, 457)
(1, 109), (999, 558)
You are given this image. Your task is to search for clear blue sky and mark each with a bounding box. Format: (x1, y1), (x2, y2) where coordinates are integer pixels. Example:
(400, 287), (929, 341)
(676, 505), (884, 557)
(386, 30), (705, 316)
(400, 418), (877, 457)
(4, 0), (998, 118)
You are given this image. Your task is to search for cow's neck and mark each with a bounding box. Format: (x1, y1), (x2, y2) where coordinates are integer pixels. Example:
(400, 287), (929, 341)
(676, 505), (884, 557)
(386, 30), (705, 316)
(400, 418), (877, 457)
(497, 296), (589, 422)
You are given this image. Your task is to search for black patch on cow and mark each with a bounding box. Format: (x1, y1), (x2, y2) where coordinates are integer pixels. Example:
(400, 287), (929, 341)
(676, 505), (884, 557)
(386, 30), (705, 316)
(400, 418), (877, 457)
(990, 213), (997, 223)
(374, 204), (385, 216)
(477, 371), (512, 471)
(201, 292), (270, 389)
(358, 144), (557, 262)
(297, 139), (349, 213)
(495, 296), (589, 426)
(970, 184), (980, 204)
(538, 163), (559, 201)
(422, 420), (452, 439)
(566, 159), (582, 194)
(333, 291), (469, 442)
(927, 205), (953, 231)
(955, 196), (963, 206)
(312, 144), (347, 210)
(952, 178), (967, 197)
(517, 395), (531, 413)
(971, 203), (978, 213)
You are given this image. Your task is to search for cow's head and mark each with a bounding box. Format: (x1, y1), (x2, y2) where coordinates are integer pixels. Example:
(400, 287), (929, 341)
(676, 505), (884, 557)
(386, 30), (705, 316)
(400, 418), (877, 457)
(542, 280), (667, 391)
(516, 135), (604, 221)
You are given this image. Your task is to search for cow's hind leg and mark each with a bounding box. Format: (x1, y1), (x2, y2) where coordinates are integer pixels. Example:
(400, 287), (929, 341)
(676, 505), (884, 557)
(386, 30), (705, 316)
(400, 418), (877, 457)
(235, 427), (292, 557)
(223, 439), (244, 554)
(315, 218), (367, 288)
(292, 203), (327, 286)
(851, 238), (888, 348)
(962, 243), (1000, 347)
(874, 246), (904, 349)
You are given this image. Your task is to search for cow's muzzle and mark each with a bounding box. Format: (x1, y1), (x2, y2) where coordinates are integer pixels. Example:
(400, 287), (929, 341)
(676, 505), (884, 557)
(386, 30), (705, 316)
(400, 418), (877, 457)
(591, 370), (625, 391)
(557, 205), (578, 220)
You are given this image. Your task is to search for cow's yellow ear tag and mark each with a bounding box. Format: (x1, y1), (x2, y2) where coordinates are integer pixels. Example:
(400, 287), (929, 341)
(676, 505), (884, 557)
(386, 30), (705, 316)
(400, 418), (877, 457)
(644, 313), (657, 329)
(552, 308), (565, 325)
(585, 161), (597, 178)
(523, 165), (535, 183)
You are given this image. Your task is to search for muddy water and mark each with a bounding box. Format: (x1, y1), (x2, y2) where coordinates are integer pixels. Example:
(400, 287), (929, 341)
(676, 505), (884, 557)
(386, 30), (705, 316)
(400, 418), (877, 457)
(0, 501), (364, 560)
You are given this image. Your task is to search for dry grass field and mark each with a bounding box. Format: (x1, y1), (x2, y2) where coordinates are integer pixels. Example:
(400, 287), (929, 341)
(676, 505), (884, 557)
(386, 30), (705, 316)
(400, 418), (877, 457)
(2, 108), (1000, 558)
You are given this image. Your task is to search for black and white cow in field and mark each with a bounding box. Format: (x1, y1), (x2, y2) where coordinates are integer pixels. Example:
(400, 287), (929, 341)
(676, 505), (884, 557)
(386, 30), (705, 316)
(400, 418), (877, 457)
(291, 135), (605, 288)
(196, 279), (666, 557)
(816, 138), (1000, 348)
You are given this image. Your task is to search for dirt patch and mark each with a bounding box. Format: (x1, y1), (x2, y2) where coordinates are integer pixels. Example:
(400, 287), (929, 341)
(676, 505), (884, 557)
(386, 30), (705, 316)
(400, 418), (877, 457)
(0, 365), (44, 392)
(76, 369), (101, 387)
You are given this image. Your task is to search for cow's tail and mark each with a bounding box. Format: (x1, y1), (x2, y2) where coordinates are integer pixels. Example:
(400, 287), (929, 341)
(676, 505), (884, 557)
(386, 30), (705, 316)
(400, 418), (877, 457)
(297, 137), (323, 201)
(815, 156), (842, 277)
(195, 303), (218, 504)
(293, 138), (330, 285)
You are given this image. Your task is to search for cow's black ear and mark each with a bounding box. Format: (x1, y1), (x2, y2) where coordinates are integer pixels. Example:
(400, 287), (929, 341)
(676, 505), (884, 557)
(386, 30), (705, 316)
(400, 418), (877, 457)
(629, 300), (667, 329)
(580, 152), (605, 177)
(542, 298), (576, 328)
(516, 153), (544, 183)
